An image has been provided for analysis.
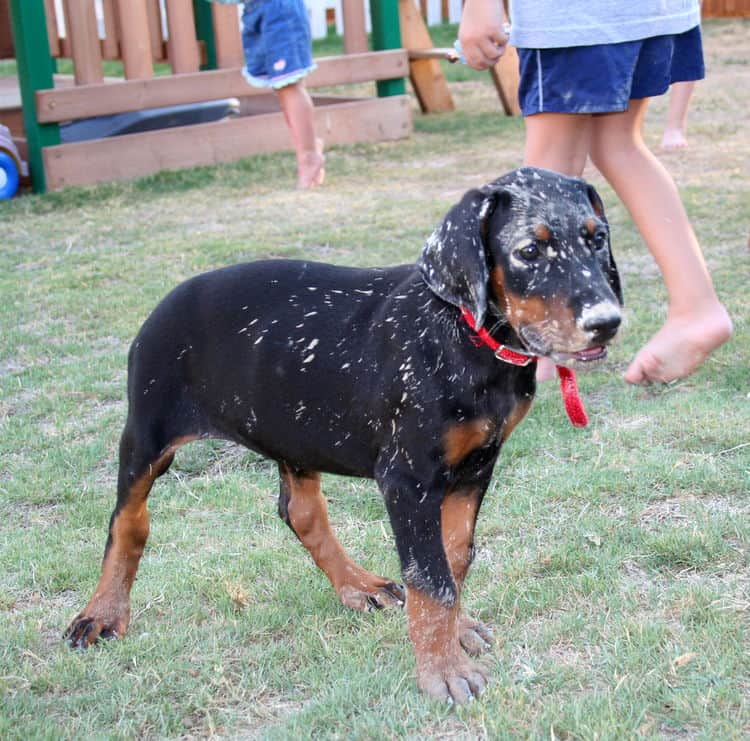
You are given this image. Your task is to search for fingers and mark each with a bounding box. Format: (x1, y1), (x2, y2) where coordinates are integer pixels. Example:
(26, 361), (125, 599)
(460, 34), (508, 70)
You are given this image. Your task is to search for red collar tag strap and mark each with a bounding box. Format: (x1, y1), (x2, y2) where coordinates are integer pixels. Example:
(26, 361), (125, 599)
(555, 365), (589, 428)
(459, 307), (589, 428)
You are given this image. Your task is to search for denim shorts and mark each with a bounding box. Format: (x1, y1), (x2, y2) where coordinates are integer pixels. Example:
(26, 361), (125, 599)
(241, 0), (316, 89)
(517, 26), (705, 116)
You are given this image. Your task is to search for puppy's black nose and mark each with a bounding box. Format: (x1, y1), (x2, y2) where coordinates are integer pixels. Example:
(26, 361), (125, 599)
(582, 311), (621, 343)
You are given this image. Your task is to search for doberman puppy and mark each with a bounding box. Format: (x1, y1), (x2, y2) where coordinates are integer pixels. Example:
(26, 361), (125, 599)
(64, 167), (622, 704)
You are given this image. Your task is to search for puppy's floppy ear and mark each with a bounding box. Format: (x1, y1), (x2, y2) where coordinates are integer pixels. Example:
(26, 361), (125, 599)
(586, 184), (623, 306)
(419, 188), (502, 327)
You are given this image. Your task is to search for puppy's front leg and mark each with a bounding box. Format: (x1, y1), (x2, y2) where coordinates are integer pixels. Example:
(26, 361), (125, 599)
(382, 473), (488, 704)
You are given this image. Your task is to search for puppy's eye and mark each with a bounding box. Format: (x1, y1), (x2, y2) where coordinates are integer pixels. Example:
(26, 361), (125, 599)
(517, 243), (540, 261)
(592, 230), (607, 250)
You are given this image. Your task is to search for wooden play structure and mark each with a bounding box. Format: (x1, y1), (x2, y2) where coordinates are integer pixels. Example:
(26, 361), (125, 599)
(2, 0), (411, 193)
(702, 0), (750, 16)
(398, 0), (520, 116)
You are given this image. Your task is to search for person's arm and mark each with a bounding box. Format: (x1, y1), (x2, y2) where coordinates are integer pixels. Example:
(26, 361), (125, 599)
(458, 0), (509, 70)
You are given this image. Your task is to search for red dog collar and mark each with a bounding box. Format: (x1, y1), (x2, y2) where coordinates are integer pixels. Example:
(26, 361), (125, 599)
(459, 307), (589, 428)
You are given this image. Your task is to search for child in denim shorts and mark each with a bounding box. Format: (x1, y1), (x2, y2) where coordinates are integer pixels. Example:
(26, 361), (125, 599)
(458, 0), (732, 385)
(213, 0), (324, 187)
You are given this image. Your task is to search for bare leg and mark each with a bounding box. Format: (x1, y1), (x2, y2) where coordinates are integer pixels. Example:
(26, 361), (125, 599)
(590, 99), (731, 383)
(523, 113), (593, 380)
(661, 81), (695, 150)
(276, 82), (325, 188)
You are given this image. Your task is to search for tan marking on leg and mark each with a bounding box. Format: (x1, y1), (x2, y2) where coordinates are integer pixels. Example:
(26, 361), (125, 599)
(406, 586), (488, 703)
(442, 419), (493, 467)
(501, 398), (532, 442)
(69, 436), (197, 645)
(441, 490), (480, 588)
(442, 490), (494, 658)
(282, 467), (401, 611)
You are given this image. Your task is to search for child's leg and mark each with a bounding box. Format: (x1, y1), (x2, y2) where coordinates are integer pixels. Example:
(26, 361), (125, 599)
(276, 81), (325, 188)
(523, 113), (592, 177)
(590, 98), (731, 384)
(661, 81), (695, 150)
(524, 113), (593, 380)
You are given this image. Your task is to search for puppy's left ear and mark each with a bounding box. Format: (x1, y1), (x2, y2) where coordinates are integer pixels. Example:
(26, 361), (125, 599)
(586, 184), (624, 306)
(419, 188), (501, 327)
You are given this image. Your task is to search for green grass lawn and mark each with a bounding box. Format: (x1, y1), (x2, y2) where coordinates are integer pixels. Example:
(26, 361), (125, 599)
(0, 20), (748, 741)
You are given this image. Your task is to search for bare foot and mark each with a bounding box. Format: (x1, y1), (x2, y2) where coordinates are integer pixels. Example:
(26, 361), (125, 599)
(297, 138), (325, 189)
(535, 356), (556, 382)
(660, 128), (688, 150)
(624, 304), (732, 384)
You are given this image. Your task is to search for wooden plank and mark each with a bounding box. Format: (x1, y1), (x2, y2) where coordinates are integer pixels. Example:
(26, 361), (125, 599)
(145, 0), (165, 61)
(37, 49), (409, 122)
(398, 0), (454, 113)
(0, 0), (14, 58)
(703, 0), (750, 14)
(62, 0), (104, 84)
(342, 0), (368, 54)
(212, 2), (244, 69)
(489, 44), (521, 116)
(100, 0), (119, 59)
(2, 107), (25, 137)
(164, 0), (200, 73)
(42, 95), (411, 190)
(44, 0), (61, 58)
(117, 0), (154, 79)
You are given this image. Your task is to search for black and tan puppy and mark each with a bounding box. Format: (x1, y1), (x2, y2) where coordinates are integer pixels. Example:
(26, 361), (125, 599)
(65, 167), (622, 704)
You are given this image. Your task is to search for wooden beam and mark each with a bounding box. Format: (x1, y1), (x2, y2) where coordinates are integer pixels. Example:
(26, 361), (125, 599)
(62, 0), (104, 84)
(165, 0), (200, 73)
(0, 0), (14, 58)
(342, 0), (368, 54)
(100, 0), (119, 60)
(44, 0), (61, 58)
(145, 0), (165, 61)
(489, 45), (521, 116)
(42, 95), (412, 190)
(117, 0), (154, 79)
(212, 2), (244, 69)
(36, 50), (409, 123)
(398, 0), (454, 113)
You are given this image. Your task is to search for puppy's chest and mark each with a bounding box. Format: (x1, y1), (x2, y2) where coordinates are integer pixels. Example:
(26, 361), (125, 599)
(441, 386), (534, 468)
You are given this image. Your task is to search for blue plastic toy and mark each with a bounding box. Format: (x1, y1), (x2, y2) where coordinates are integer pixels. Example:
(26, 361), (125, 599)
(0, 124), (27, 199)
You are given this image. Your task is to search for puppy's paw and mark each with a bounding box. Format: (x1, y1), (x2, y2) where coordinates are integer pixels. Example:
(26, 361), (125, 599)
(64, 614), (123, 649)
(458, 613), (493, 656)
(417, 653), (489, 704)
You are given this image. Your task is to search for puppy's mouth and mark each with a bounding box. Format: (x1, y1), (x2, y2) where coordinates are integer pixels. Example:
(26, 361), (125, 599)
(518, 327), (610, 367)
(550, 346), (608, 366)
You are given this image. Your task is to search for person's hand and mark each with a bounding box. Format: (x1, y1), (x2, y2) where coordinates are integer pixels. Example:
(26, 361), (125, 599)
(458, 0), (509, 70)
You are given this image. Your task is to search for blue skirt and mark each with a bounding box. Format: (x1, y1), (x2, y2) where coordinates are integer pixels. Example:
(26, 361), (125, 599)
(241, 0), (316, 89)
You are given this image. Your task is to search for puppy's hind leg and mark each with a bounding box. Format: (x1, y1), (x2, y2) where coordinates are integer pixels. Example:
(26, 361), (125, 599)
(65, 390), (204, 648)
(277, 464), (404, 612)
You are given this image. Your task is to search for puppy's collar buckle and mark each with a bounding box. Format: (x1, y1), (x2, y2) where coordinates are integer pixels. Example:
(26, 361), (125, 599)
(459, 307), (589, 428)
(459, 307), (536, 367)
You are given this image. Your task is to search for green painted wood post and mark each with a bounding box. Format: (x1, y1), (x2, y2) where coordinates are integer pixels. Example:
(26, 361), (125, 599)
(370, 0), (406, 97)
(9, 0), (60, 194)
(193, 0), (218, 71)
